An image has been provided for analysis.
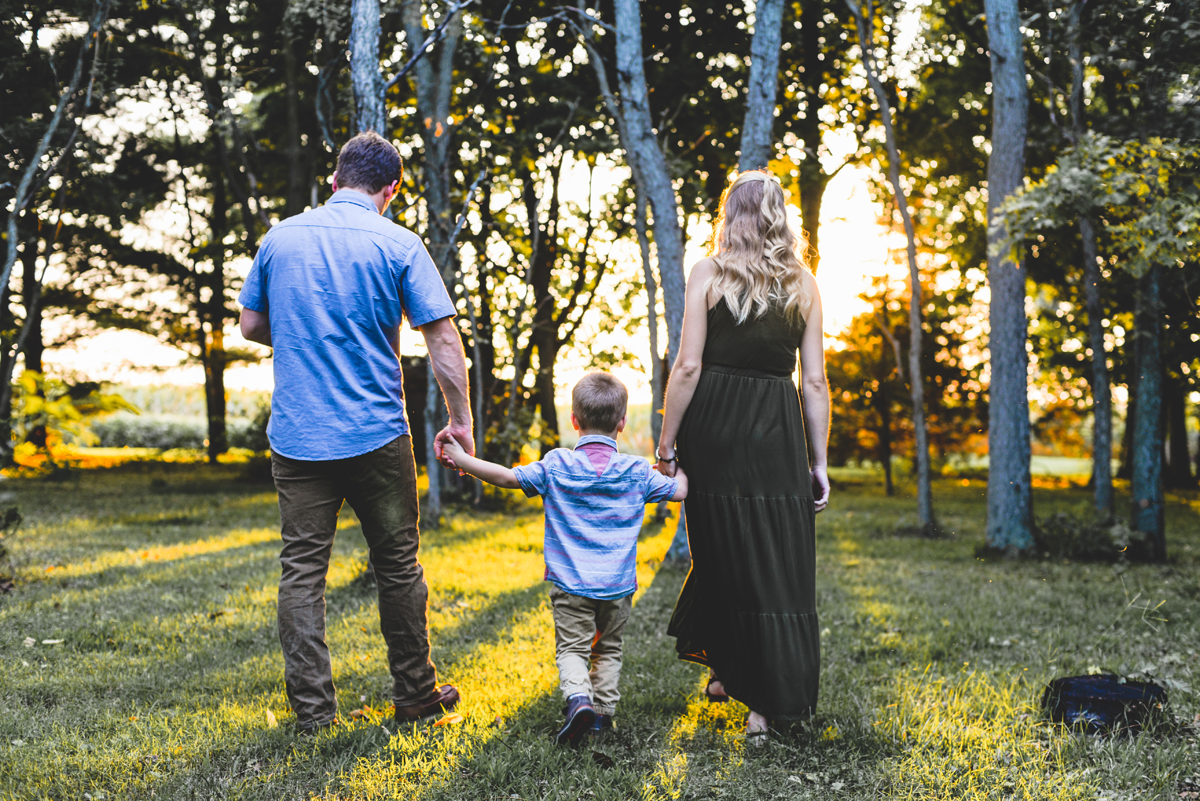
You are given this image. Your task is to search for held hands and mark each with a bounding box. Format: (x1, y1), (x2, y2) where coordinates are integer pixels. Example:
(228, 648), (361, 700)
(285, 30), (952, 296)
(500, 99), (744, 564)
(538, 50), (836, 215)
(654, 447), (678, 478)
(811, 465), (831, 513)
(434, 422), (473, 470)
(441, 438), (466, 470)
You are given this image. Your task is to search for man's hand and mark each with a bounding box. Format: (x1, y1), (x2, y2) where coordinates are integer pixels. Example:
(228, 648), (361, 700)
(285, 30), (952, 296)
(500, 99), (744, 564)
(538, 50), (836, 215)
(434, 423), (474, 467)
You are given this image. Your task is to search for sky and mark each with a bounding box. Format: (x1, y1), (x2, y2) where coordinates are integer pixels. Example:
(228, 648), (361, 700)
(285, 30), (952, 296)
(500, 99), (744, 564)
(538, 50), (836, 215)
(42, 161), (906, 403)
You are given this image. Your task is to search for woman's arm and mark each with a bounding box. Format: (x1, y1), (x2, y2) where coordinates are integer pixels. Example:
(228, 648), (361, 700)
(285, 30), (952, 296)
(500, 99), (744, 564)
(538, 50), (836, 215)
(656, 258), (716, 478)
(798, 275), (830, 512)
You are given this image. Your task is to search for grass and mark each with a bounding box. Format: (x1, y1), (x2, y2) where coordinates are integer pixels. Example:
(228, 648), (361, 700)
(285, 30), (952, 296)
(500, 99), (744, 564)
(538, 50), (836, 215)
(0, 463), (1198, 800)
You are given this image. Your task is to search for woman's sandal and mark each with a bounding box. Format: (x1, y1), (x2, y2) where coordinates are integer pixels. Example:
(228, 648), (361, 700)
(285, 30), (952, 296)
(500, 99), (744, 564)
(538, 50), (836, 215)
(705, 674), (729, 704)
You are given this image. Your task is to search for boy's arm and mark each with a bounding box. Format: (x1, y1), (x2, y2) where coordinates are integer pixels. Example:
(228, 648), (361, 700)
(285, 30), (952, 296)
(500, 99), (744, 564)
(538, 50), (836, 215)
(443, 442), (522, 489)
(670, 467), (688, 502)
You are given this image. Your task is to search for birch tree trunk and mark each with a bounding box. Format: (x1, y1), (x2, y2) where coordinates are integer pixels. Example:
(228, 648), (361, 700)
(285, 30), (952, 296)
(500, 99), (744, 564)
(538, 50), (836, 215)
(1067, 0), (1113, 517)
(350, 0), (386, 135)
(402, 0), (465, 524)
(609, 0), (686, 365)
(577, 0), (690, 559)
(1131, 266), (1166, 559)
(739, 0), (786, 171)
(847, 0), (937, 535)
(983, 0), (1034, 554)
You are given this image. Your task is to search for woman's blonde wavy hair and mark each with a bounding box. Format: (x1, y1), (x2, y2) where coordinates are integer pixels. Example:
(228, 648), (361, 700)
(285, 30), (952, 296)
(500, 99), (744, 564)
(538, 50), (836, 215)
(706, 170), (813, 324)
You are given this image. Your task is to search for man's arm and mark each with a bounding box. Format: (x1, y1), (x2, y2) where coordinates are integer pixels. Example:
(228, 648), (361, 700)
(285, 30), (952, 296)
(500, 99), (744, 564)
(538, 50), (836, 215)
(240, 307), (272, 346)
(419, 316), (474, 459)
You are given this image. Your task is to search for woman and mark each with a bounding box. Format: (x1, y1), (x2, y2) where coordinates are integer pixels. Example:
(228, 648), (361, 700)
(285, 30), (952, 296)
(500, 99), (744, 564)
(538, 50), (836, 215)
(656, 170), (830, 737)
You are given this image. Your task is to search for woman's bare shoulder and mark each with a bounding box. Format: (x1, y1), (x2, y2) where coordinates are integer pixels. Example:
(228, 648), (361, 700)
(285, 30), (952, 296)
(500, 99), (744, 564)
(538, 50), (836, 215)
(689, 256), (718, 280)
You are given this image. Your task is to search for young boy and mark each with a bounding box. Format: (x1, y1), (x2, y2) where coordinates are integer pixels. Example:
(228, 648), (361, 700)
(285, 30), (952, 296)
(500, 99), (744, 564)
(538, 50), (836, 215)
(442, 371), (687, 746)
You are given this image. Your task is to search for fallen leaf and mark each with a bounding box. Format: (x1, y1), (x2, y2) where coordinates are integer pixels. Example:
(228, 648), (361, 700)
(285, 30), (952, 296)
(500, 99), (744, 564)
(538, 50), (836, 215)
(22, 637), (34, 648)
(831, 781), (845, 791)
(265, 710), (278, 728)
(41, 639), (64, 645)
(434, 712), (464, 727)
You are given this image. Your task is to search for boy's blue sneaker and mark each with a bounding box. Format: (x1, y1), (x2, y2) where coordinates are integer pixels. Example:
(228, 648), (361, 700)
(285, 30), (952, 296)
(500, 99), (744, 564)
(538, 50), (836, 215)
(556, 694), (596, 747)
(589, 714), (614, 739)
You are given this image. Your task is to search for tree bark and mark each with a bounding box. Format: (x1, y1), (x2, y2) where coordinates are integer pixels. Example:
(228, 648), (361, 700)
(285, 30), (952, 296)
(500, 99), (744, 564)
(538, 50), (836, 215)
(402, 0), (465, 521)
(1131, 265), (1165, 560)
(739, 0), (786, 171)
(1080, 216), (1114, 513)
(847, 0), (936, 534)
(204, 162), (230, 464)
(609, 0), (686, 366)
(282, 8), (309, 218)
(1067, 1), (1113, 517)
(350, 0), (386, 135)
(1166, 378), (1193, 488)
(983, 0), (1034, 554)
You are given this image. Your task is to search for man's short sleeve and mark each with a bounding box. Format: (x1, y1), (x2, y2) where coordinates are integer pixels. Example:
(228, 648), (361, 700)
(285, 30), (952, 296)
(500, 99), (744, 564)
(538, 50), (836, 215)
(643, 463), (678, 503)
(398, 237), (456, 328)
(239, 242), (269, 313)
(511, 460), (550, 499)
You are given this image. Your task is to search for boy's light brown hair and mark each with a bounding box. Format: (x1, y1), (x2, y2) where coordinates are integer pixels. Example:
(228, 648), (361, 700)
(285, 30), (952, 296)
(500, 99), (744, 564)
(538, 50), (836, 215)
(572, 372), (628, 433)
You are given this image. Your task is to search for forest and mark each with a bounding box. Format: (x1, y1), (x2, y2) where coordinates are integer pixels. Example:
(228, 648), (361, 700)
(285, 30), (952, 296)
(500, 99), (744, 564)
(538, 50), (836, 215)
(5, 0), (1199, 558)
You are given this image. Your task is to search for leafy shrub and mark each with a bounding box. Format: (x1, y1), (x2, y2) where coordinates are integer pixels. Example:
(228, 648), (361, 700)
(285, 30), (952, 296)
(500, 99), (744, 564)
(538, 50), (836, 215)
(1034, 511), (1151, 562)
(91, 412), (270, 452)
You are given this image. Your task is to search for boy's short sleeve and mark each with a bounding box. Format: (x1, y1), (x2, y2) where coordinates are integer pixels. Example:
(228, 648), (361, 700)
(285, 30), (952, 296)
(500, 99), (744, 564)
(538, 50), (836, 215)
(643, 463), (678, 503)
(511, 460), (549, 498)
(239, 238), (269, 313)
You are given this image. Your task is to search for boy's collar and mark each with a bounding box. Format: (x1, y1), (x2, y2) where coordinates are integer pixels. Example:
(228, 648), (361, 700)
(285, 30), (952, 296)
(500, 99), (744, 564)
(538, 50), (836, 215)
(574, 434), (618, 450)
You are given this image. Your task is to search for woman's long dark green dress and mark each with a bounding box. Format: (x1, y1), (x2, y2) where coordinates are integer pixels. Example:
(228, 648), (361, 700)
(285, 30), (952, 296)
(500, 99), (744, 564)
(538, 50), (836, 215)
(667, 298), (819, 719)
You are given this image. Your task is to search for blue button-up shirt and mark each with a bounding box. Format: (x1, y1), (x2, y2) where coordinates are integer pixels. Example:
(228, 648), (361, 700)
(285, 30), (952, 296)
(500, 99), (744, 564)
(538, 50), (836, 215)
(512, 435), (679, 600)
(239, 189), (456, 461)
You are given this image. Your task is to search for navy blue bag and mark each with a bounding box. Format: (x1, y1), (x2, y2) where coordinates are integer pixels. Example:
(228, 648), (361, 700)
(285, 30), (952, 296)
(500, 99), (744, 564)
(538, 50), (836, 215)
(1041, 674), (1167, 733)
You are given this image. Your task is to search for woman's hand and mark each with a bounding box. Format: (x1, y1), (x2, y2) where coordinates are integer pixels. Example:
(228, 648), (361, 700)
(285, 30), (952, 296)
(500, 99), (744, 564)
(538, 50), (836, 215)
(811, 465), (830, 512)
(655, 449), (679, 478)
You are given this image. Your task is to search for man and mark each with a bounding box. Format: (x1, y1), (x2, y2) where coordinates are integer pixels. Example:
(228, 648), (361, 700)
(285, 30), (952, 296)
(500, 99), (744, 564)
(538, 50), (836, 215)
(239, 131), (472, 733)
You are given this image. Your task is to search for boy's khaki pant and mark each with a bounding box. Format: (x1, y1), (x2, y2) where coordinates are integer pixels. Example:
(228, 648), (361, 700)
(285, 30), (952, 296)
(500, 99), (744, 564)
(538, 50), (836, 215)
(550, 586), (632, 717)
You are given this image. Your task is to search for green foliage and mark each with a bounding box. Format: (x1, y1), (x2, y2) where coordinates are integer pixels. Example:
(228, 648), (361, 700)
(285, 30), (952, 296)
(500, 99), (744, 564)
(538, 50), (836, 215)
(998, 135), (1200, 277)
(11, 371), (137, 454)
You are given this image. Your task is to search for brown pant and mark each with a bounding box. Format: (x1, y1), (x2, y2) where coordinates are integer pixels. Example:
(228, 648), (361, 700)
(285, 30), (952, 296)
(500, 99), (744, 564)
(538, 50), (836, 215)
(272, 436), (437, 728)
(550, 587), (632, 717)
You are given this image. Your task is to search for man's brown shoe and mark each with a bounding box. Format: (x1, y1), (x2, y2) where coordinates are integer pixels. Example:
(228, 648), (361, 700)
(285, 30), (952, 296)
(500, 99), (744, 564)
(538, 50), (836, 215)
(394, 684), (461, 723)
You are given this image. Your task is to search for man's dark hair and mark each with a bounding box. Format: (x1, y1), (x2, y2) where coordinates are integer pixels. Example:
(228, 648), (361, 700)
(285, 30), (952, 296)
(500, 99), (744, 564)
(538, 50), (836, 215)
(336, 132), (402, 193)
(572, 372), (628, 433)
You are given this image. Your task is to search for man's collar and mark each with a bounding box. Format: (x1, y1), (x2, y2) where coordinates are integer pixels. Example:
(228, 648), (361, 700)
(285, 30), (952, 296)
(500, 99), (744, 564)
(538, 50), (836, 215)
(327, 188), (378, 212)
(575, 434), (618, 450)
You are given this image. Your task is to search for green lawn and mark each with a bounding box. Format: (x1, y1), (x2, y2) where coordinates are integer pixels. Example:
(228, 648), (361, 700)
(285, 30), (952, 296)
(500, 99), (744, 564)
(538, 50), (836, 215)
(1, 465), (1198, 800)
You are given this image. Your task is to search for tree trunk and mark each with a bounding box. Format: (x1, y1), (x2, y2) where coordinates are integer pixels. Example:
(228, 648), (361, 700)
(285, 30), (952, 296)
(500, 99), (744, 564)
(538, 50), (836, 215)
(610, 0), (686, 367)
(350, 0), (386, 135)
(1166, 378), (1193, 488)
(847, 0), (936, 534)
(282, 11), (308, 218)
(1080, 217), (1114, 514)
(402, 0), (466, 521)
(983, 0), (1034, 554)
(19, 234), (43, 375)
(205, 165), (230, 464)
(738, 0), (785, 171)
(1131, 266), (1165, 560)
(1119, 375), (1136, 480)
(636, 189), (663, 448)
(879, 392), (894, 496)
(1068, 2), (1113, 517)
(799, 173), (829, 273)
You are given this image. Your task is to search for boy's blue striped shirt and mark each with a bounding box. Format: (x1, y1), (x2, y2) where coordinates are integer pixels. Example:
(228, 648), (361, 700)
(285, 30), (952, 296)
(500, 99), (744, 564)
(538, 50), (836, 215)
(512, 435), (678, 600)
